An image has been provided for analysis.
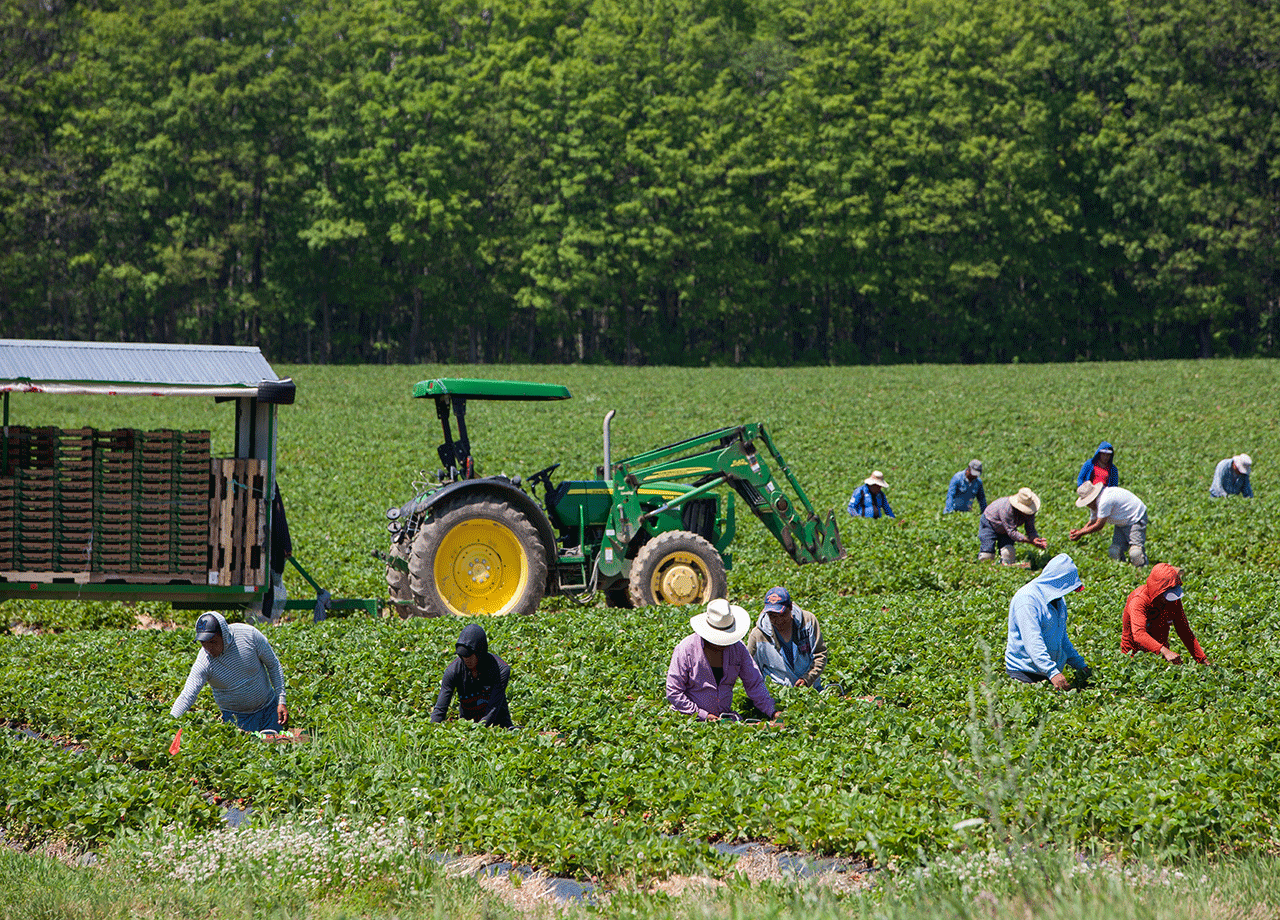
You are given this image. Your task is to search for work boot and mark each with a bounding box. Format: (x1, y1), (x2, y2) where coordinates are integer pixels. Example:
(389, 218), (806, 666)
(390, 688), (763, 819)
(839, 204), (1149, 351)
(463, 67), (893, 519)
(1129, 545), (1147, 567)
(999, 545), (1017, 565)
(978, 551), (996, 562)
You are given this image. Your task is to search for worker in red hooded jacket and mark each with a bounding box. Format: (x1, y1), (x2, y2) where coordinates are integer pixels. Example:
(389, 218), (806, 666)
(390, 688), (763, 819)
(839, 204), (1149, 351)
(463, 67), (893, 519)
(1121, 564), (1209, 665)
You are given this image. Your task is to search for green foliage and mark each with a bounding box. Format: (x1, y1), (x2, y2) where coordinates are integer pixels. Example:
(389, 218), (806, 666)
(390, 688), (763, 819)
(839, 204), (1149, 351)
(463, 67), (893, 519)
(3, 361), (1280, 879)
(1, 0), (1277, 362)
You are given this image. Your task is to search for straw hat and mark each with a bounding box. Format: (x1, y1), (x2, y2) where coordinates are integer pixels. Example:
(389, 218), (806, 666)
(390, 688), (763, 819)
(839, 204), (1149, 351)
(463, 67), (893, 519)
(864, 470), (889, 489)
(1075, 481), (1104, 508)
(690, 598), (750, 646)
(1009, 487), (1041, 515)
(1234, 453), (1253, 475)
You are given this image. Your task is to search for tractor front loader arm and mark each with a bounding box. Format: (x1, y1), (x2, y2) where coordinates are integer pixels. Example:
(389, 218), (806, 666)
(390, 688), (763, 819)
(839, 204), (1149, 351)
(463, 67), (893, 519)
(606, 423), (844, 569)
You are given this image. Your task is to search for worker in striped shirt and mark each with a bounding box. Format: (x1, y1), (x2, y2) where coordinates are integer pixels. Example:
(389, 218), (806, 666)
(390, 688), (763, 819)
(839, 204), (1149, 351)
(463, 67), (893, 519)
(170, 611), (288, 733)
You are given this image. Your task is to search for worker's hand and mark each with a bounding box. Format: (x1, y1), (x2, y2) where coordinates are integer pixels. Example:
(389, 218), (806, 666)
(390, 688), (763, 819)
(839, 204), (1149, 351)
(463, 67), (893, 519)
(704, 713), (721, 723)
(1050, 673), (1071, 690)
(1068, 529), (1083, 541)
(1032, 537), (1048, 549)
(1161, 648), (1183, 664)
(795, 678), (807, 688)
(278, 703), (288, 726)
(1198, 657), (1214, 667)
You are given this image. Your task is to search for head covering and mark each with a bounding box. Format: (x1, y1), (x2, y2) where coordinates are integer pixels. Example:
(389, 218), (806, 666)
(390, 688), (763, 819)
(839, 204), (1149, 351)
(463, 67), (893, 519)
(1076, 480), (1105, 507)
(1009, 487), (1041, 515)
(762, 586), (791, 614)
(967, 459), (983, 475)
(1013, 553), (1084, 608)
(864, 470), (888, 489)
(456, 623), (489, 659)
(1234, 453), (1253, 475)
(195, 612), (221, 641)
(1095, 442), (1115, 459)
(1143, 563), (1182, 603)
(690, 598), (750, 646)
(1164, 587), (1184, 602)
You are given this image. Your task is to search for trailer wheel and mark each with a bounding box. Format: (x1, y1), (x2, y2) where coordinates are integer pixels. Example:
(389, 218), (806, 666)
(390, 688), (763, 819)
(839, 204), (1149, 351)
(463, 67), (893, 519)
(387, 532), (433, 617)
(627, 531), (726, 608)
(409, 494), (547, 616)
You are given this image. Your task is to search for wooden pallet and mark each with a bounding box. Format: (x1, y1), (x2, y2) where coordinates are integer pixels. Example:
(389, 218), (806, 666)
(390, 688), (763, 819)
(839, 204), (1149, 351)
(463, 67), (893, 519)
(208, 458), (266, 587)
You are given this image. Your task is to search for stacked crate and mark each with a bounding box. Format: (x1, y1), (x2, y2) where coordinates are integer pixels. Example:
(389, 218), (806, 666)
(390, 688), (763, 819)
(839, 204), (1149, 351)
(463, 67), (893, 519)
(135, 431), (211, 576)
(55, 428), (95, 571)
(0, 426), (231, 583)
(94, 429), (138, 574)
(9, 428), (59, 572)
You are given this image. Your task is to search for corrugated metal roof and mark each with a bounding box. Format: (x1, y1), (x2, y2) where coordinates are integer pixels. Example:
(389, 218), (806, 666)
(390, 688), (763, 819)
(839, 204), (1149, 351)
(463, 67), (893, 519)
(0, 339), (282, 388)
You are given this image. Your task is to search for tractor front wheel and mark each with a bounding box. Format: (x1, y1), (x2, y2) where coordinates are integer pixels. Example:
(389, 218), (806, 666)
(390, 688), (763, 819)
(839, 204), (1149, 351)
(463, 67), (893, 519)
(409, 494), (547, 616)
(627, 531), (727, 608)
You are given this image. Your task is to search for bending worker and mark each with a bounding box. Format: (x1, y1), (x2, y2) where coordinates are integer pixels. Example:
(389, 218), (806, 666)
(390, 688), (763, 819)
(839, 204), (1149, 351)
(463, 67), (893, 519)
(431, 624), (513, 727)
(171, 611), (287, 732)
(1122, 564), (1208, 665)
(1004, 553), (1091, 689)
(746, 586), (827, 689)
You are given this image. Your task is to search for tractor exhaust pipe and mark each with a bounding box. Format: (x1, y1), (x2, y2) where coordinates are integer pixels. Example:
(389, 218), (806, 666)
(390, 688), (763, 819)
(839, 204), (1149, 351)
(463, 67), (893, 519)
(603, 410), (617, 477)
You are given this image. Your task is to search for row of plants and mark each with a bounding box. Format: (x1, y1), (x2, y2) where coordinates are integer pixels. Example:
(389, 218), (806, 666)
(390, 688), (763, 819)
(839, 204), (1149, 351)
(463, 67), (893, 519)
(3, 592), (1279, 876)
(3, 360), (1280, 877)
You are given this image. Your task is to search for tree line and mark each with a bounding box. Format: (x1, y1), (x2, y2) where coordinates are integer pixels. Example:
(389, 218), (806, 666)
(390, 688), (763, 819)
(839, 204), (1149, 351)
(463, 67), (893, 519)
(1, 0), (1277, 365)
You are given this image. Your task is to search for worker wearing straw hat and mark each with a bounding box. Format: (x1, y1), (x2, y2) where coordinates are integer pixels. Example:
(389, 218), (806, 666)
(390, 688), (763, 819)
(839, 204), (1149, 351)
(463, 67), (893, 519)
(666, 599), (777, 722)
(847, 469), (895, 519)
(1070, 480), (1148, 567)
(978, 487), (1047, 566)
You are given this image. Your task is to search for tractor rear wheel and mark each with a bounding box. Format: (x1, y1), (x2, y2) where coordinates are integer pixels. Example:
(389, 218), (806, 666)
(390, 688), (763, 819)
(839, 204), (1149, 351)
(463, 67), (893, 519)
(627, 530), (726, 608)
(409, 494), (547, 616)
(386, 534), (433, 617)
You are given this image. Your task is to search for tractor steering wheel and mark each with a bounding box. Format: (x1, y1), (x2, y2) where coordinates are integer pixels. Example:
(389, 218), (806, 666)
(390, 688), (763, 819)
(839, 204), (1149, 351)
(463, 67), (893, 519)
(527, 463), (561, 496)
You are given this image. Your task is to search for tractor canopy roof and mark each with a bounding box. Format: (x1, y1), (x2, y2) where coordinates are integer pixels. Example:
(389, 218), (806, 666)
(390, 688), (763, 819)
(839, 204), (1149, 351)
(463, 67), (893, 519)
(412, 378), (571, 401)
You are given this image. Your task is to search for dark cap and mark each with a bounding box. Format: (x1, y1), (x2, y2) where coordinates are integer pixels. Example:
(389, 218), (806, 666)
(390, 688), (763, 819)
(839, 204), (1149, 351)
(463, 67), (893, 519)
(456, 643), (474, 658)
(763, 586), (791, 614)
(195, 613), (220, 641)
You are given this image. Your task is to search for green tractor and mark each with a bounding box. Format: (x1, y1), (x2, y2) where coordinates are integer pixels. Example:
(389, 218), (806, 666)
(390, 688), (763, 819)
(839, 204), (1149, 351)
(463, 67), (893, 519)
(383, 378), (844, 616)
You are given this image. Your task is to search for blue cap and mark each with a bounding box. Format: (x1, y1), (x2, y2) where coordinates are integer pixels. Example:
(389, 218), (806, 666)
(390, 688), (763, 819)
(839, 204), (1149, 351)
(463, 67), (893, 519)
(763, 587), (791, 614)
(1164, 586), (1184, 602)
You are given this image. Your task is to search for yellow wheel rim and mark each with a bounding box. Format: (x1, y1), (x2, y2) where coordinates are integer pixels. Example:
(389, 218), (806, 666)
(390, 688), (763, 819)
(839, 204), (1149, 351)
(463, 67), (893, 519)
(433, 518), (530, 616)
(648, 550), (712, 606)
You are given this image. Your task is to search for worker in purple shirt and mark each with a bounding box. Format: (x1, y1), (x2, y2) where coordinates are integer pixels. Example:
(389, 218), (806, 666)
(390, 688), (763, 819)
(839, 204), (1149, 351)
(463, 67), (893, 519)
(666, 599), (776, 722)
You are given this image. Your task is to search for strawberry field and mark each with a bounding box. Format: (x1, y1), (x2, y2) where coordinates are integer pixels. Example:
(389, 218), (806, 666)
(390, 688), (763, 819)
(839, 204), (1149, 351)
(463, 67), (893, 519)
(3, 360), (1279, 879)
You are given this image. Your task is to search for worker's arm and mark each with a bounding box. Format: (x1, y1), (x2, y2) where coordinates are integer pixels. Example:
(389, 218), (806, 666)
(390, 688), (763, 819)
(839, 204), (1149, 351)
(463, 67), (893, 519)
(1069, 517), (1108, 540)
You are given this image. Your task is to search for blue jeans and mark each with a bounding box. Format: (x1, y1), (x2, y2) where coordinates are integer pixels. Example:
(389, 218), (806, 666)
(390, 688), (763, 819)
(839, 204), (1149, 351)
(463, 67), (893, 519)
(220, 699), (280, 733)
(1006, 668), (1049, 684)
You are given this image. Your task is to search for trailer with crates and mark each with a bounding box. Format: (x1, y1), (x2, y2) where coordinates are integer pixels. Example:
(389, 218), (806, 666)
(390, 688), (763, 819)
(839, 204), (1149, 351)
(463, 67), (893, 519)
(0, 339), (296, 610)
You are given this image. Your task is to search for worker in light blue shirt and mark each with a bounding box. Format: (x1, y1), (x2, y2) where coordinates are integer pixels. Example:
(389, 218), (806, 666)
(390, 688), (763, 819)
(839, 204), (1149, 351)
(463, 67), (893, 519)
(1005, 553), (1090, 689)
(943, 460), (987, 513)
(1210, 454), (1253, 497)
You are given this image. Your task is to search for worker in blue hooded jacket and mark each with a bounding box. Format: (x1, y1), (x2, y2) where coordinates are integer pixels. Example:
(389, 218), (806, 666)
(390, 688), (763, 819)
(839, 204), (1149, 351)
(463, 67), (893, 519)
(1004, 554), (1091, 690)
(1076, 442), (1119, 488)
(431, 624), (512, 727)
